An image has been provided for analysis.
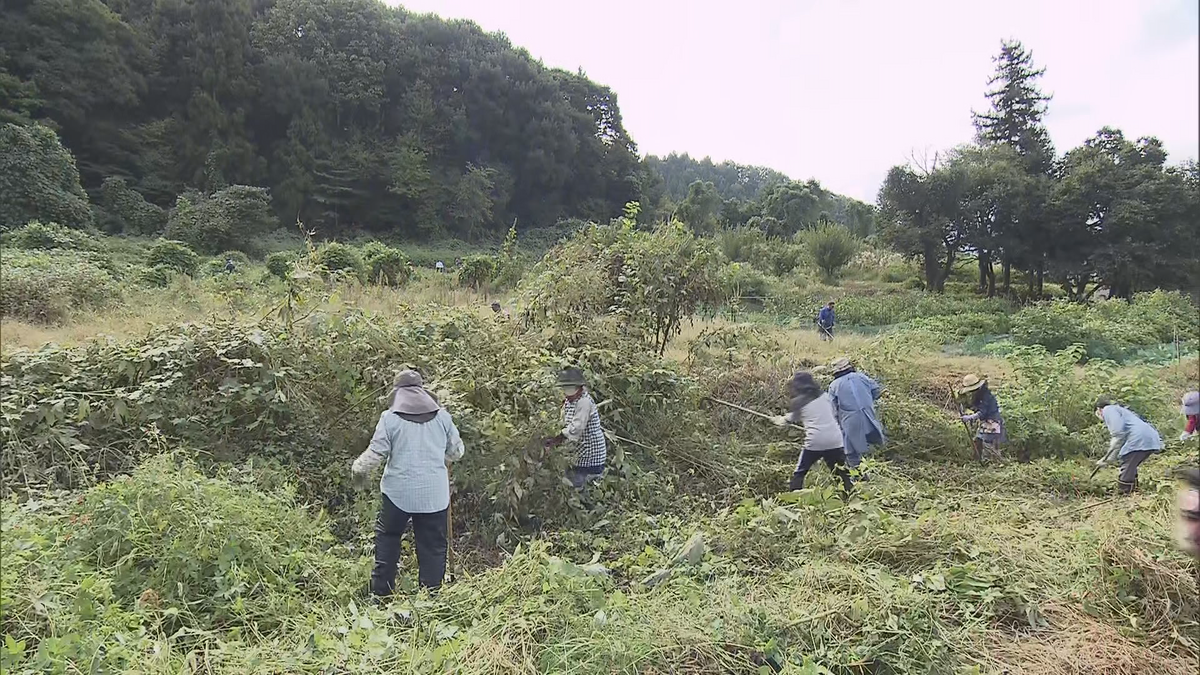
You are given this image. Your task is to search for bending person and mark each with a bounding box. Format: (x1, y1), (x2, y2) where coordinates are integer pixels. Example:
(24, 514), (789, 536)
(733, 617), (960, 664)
(1093, 397), (1162, 495)
(773, 371), (853, 494)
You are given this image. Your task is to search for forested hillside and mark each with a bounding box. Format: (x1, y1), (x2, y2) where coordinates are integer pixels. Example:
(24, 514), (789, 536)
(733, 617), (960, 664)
(645, 152), (878, 238)
(0, 0), (647, 238)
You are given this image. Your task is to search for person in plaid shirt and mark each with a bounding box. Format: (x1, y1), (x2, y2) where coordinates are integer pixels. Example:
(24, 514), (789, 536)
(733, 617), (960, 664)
(544, 368), (607, 488)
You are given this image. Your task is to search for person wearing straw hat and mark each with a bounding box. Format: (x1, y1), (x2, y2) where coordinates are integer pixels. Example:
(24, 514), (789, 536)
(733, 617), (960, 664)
(1180, 391), (1199, 442)
(544, 368), (607, 488)
(1093, 397), (1162, 495)
(959, 374), (1007, 463)
(826, 357), (885, 475)
(772, 371), (854, 494)
(351, 369), (465, 597)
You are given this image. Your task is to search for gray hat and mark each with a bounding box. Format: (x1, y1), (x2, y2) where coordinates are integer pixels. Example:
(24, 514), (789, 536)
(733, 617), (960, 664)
(389, 369), (440, 414)
(556, 368), (586, 387)
(1094, 397), (1113, 410)
(1183, 391), (1199, 416)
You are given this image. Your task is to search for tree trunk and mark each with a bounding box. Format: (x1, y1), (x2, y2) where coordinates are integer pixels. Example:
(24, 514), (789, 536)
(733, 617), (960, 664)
(977, 252), (990, 295)
(986, 260), (996, 298)
(922, 242), (940, 291)
(1002, 258), (1012, 297)
(1035, 264), (1044, 299)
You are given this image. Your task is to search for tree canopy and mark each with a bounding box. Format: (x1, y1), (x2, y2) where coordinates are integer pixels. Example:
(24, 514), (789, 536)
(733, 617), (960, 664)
(1, 0), (649, 237)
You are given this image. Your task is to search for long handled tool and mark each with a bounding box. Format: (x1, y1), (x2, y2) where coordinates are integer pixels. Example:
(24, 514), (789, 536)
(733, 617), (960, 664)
(446, 464), (455, 579)
(707, 396), (804, 431)
(818, 323), (834, 340)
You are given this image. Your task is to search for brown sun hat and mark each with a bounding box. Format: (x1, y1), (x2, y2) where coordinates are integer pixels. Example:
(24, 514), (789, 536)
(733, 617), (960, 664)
(830, 357), (853, 374)
(959, 374), (986, 394)
(389, 369), (441, 414)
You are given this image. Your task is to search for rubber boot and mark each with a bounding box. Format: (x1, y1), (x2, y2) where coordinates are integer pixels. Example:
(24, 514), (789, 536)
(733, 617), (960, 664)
(788, 470), (808, 491)
(1118, 478), (1136, 495)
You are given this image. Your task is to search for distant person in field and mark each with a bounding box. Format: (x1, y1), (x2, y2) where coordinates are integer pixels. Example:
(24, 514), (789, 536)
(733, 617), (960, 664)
(224, 257), (235, 274)
(435, 260), (446, 273)
(1180, 391), (1199, 441)
(544, 368), (607, 489)
(1093, 397), (1162, 495)
(827, 358), (885, 476)
(772, 371), (853, 494)
(490, 302), (510, 319)
(816, 301), (836, 341)
(351, 369), (464, 596)
(959, 374), (1008, 463)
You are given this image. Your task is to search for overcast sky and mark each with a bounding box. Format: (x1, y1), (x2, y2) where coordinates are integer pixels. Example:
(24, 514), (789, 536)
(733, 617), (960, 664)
(389, 0), (1198, 203)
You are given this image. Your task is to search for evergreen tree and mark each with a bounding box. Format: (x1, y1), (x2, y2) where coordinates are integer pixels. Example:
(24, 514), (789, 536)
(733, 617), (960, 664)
(972, 40), (1055, 173)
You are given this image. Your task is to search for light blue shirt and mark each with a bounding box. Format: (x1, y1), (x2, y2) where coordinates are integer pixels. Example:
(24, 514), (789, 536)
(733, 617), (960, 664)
(1101, 405), (1162, 458)
(352, 409), (464, 513)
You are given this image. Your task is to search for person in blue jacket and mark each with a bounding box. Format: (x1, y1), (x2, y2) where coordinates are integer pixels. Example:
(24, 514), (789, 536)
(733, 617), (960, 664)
(1093, 397), (1162, 494)
(816, 301), (836, 341)
(959, 374), (1006, 463)
(827, 357), (885, 475)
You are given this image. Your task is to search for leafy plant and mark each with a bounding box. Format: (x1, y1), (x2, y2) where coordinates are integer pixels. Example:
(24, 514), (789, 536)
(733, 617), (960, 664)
(798, 221), (861, 280)
(359, 242), (411, 286)
(146, 239), (200, 275)
(314, 242), (366, 281)
(0, 122), (93, 230)
(0, 249), (120, 322)
(164, 185), (278, 254)
(0, 220), (98, 251)
(266, 251), (296, 279)
(457, 255), (496, 290)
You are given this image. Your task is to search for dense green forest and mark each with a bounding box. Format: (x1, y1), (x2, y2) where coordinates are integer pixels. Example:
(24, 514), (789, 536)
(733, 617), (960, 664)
(0, 0), (647, 238)
(1, 0), (1196, 299)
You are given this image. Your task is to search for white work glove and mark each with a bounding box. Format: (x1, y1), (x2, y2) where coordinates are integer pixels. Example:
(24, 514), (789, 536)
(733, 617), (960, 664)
(771, 415), (789, 427)
(1182, 431), (1196, 442)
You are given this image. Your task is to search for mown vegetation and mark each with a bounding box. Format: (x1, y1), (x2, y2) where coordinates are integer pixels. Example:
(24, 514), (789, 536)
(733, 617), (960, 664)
(1, 4), (1198, 673)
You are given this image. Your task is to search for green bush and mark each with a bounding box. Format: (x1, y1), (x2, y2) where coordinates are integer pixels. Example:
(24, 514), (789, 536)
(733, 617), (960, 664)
(0, 220), (98, 251)
(797, 221), (860, 280)
(0, 122), (93, 230)
(719, 262), (774, 307)
(315, 242), (366, 281)
(164, 185), (278, 254)
(141, 264), (177, 287)
(97, 176), (166, 235)
(359, 241), (411, 286)
(146, 239), (200, 275)
(266, 251), (297, 279)
(457, 255), (497, 290)
(0, 250), (120, 322)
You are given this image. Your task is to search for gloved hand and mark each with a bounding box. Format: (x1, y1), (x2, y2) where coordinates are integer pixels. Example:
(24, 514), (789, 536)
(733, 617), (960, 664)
(1095, 457), (1110, 468)
(961, 413), (979, 423)
(1182, 431), (1196, 442)
(771, 415), (789, 427)
(351, 470), (371, 490)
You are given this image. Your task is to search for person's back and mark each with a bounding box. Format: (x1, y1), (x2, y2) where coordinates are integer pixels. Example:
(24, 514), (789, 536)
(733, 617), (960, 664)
(828, 371), (879, 414)
(378, 409), (458, 509)
(1103, 404), (1161, 453)
(792, 393), (844, 451)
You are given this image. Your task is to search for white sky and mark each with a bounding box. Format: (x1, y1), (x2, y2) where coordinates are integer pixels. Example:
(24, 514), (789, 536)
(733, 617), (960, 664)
(388, 0), (1199, 202)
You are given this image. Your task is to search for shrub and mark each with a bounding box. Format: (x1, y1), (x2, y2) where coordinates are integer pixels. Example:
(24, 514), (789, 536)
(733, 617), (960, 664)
(797, 221), (860, 280)
(97, 176), (166, 235)
(719, 262), (774, 307)
(266, 251), (296, 279)
(458, 255), (497, 290)
(0, 122), (93, 230)
(146, 239), (200, 275)
(164, 185), (278, 254)
(140, 264), (176, 288)
(0, 220), (98, 251)
(521, 205), (722, 355)
(359, 241), (411, 286)
(0, 250), (120, 322)
(315, 242), (366, 281)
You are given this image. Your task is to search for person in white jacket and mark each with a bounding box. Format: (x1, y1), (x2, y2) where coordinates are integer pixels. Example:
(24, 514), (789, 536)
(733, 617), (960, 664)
(772, 371), (853, 494)
(351, 370), (464, 596)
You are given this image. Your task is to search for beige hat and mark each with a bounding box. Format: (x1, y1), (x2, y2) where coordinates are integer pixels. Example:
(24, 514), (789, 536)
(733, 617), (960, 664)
(960, 374), (986, 393)
(389, 369), (440, 414)
(830, 357), (853, 374)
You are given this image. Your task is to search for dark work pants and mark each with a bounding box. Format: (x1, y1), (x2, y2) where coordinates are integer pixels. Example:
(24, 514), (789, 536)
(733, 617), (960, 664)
(791, 447), (854, 494)
(1117, 450), (1156, 494)
(371, 494), (448, 596)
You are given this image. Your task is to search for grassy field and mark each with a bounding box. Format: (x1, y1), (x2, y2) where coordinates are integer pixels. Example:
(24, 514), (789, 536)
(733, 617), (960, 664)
(1, 230), (1197, 674)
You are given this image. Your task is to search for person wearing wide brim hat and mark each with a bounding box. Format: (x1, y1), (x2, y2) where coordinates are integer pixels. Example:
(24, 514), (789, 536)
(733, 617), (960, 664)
(826, 356), (885, 476)
(1180, 391), (1199, 442)
(958, 374), (1009, 463)
(545, 368), (607, 490)
(1093, 397), (1162, 495)
(351, 369), (465, 597)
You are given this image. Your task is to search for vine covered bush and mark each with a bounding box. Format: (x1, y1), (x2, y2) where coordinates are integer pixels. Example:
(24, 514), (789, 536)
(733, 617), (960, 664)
(359, 242), (411, 286)
(521, 204), (721, 355)
(146, 239), (200, 276)
(314, 242), (366, 281)
(1, 220), (99, 251)
(0, 250), (120, 322)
